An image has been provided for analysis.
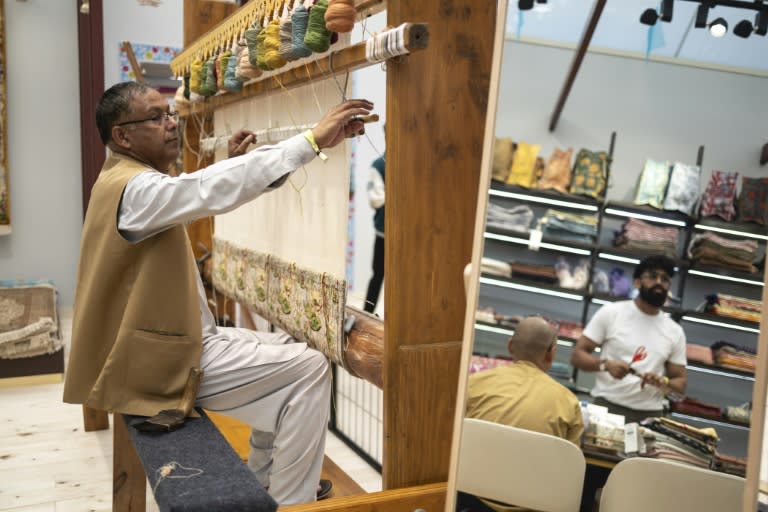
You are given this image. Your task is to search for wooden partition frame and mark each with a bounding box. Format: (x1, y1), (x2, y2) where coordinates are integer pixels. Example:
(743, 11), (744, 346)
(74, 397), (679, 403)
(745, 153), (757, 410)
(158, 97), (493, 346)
(175, 1), (496, 510)
(743, 275), (768, 511)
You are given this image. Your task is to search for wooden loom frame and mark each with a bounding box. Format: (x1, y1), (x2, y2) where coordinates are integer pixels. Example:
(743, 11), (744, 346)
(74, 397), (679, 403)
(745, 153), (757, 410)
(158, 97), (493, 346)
(174, 1), (496, 510)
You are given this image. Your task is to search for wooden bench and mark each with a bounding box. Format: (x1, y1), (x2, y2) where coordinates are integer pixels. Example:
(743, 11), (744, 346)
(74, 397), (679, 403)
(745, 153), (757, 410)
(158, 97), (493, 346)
(113, 407), (277, 512)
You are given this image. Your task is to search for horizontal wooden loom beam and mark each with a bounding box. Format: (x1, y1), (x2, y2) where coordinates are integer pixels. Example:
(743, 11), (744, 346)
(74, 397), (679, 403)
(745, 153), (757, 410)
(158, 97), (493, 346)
(172, 0), (386, 77)
(175, 22), (428, 118)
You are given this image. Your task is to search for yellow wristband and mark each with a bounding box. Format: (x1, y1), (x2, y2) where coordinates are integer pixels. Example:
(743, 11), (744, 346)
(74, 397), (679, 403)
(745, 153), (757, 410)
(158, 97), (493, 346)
(303, 130), (328, 162)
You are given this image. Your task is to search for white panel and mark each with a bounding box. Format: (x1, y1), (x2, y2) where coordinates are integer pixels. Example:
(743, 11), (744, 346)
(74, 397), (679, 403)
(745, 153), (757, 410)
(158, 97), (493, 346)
(213, 77), (350, 278)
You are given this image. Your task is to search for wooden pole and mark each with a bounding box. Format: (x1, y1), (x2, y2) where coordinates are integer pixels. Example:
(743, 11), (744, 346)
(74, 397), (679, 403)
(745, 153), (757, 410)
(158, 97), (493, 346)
(383, 0), (496, 491)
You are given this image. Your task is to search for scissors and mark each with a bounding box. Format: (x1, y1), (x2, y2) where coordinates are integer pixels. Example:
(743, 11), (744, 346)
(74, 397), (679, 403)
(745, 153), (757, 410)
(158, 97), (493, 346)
(627, 345), (648, 375)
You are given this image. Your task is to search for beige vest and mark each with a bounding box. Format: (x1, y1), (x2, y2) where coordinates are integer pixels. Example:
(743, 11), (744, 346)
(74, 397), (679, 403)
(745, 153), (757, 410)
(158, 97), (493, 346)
(63, 154), (202, 417)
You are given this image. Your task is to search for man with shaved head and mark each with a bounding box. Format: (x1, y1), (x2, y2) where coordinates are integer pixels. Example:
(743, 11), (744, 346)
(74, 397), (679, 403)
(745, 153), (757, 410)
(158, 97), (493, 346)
(466, 316), (584, 445)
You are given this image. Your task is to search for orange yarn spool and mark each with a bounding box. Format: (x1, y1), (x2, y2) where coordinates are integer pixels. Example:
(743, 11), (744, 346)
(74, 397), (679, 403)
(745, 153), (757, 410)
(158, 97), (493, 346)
(324, 0), (355, 33)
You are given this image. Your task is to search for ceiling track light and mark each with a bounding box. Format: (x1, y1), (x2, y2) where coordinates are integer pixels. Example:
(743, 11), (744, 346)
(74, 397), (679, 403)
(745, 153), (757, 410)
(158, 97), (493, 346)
(709, 16), (728, 37)
(640, 8), (660, 25)
(660, 0), (675, 22)
(518, 0), (534, 10)
(640, 1), (767, 38)
(755, 8), (768, 35)
(734, 18), (754, 37)
(695, 2), (710, 28)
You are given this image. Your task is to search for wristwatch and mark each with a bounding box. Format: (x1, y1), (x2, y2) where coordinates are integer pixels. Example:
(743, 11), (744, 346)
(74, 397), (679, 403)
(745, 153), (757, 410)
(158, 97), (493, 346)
(599, 360), (607, 372)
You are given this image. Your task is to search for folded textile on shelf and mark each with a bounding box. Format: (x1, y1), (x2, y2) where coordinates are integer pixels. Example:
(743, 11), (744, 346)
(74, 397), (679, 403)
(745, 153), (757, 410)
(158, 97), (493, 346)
(705, 294), (761, 323)
(686, 343), (715, 366)
(480, 257), (512, 278)
(485, 202), (534, 234)
(469, 354), (514, 374)
(711, 341), (756, 373)
(0, 283), (61, 360)
(669, 396), (723, 420)
(475, 306), (500, 324)
(712, 452), (747, 477)
(508, 262), (559, 285)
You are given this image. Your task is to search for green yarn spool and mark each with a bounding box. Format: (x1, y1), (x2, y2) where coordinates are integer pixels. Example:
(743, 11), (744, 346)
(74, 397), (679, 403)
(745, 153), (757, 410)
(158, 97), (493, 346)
(183, 74), (191, 100)
(244, 25), (262, 66)
(304, 0), (332, 53)
(199, 56), (218, 96)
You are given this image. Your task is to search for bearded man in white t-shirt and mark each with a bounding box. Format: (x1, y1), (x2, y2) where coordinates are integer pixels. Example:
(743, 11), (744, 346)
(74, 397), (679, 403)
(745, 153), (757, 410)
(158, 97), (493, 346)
(571, 255), (687, 423)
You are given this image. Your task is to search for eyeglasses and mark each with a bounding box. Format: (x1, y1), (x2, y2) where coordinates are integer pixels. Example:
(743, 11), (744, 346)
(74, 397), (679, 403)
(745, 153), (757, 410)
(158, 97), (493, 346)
(114, 111), (179, 127)
(641, 271), (672, 285)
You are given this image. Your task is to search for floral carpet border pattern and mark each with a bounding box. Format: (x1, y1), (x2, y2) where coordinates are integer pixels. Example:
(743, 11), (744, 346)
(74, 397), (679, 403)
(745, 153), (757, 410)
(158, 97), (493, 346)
(213, 237), (347, 366)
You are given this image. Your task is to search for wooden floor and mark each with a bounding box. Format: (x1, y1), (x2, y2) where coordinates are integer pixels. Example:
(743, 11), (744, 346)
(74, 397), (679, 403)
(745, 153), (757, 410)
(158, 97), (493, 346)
(0, 309), (381, 511)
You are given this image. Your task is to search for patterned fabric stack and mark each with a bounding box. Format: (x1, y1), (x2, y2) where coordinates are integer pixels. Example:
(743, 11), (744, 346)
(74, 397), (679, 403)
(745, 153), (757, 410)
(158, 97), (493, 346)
(541, 209), (598, 244)
(485, 202), (534, 234)
(613, 218), (680, 258)
(705, 293), (762, 323)
(640, 417), (718, 470)
(710, 341), (756, 373)
(0, 281), (61, 360)
(509, 262), (559, 284)
(469, 354), (513, 374)
(480, 257), (512, 278)
(685, 343), (714, 366)
(669, 396), (723, 420)
(688, 232), (760, 274)
(713, 452), (747, 477)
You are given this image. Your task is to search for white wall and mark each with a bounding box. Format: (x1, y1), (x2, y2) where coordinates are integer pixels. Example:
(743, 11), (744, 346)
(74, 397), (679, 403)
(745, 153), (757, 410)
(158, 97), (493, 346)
(0, 0), (82, 307)
(0, 1), (184, 309)
(496, 41), (768, 201)
(102, 0), (183, 88)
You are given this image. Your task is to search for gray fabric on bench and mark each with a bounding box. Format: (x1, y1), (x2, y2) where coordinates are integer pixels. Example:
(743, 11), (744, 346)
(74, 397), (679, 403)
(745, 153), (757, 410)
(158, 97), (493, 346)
(122, 408), (277, 512)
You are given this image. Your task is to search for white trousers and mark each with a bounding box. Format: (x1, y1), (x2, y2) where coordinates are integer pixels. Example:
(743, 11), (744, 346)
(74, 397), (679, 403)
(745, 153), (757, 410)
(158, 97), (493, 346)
(195, 328), (331, 505)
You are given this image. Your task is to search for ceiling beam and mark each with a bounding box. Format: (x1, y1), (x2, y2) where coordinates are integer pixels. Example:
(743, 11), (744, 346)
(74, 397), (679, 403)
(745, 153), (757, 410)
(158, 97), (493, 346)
(548, 0), (607, 132)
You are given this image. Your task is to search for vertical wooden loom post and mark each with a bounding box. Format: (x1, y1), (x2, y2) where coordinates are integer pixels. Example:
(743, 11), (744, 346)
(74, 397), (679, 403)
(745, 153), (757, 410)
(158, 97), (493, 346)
(383, 1), (496, 490)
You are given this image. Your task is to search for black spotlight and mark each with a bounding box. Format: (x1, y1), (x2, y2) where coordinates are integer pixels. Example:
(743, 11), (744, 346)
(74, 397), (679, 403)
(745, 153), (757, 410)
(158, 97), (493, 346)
(640, 8), (659, 26)
(709, 17), (728, 38)
(694, 3), (710, 28)
(660, 0), (674, 22)
(734, 19), (753, 38)
(518, 0), (534, 10)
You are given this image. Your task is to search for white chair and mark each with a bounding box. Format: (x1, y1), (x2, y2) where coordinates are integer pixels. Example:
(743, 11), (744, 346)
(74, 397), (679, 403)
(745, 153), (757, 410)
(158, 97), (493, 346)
(457, 418), (586, 512)
(599, 457), (745, 512)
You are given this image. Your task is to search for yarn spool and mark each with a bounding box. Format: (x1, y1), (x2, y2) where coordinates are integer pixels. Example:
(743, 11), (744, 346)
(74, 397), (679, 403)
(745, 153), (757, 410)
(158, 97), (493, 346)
(216, 50), (231, 90)
(255, 27), (271, 70)
(223, 54), (243, 92)
(263, 19), (287, 70)
(183, 74), (191, 100)
(189, 57), (203, 94)
(291, 4), (313, 58)
(199, 56), (218, 96)
(278, 11), (298, 61)
(236, 44), (263, 80)
(324, 0), (355, 33)
(304, 0), (332, 53)
(244, 25), (262, 66)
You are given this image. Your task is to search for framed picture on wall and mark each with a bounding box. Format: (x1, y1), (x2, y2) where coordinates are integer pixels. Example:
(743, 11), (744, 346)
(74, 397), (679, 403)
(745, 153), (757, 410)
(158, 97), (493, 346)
(0, 0), (9, 235)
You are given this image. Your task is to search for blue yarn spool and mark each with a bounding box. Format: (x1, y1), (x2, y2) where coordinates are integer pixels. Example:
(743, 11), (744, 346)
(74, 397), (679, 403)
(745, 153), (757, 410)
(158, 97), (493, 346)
(223, 55), (243, 92)
(291, 5), (312, 58)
